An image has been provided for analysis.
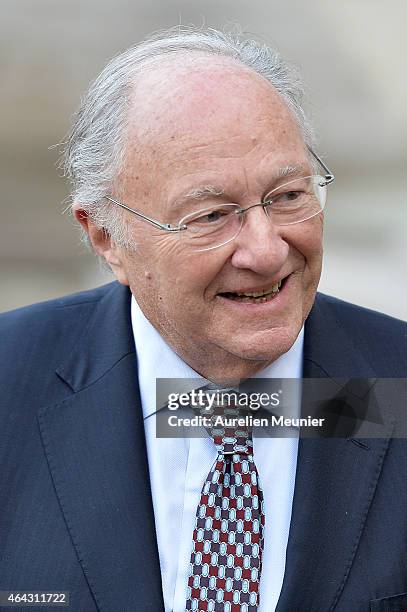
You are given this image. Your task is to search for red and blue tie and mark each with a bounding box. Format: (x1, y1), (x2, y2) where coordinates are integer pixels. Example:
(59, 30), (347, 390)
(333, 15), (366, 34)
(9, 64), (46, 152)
(186, 411), (265, 612)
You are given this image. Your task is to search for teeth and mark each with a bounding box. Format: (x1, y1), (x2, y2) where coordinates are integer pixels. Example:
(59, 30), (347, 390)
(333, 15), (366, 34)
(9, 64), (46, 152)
(236, 281), (282, 298)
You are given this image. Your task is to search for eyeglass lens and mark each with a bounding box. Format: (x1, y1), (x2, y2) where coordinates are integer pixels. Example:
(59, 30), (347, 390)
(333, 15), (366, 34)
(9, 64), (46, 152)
(179, 175), (327, 250)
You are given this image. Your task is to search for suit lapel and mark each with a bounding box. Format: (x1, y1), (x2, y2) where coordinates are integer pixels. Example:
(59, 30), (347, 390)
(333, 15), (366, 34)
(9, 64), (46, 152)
(38, 284), (164, 611)
(276, 294), (393, 612)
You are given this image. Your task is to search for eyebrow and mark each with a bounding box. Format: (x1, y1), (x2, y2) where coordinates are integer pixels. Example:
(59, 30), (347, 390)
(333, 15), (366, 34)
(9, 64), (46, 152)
(174, 164), (310, 208)
(277, 164), (308, 179)
(180, 185), (225, 201)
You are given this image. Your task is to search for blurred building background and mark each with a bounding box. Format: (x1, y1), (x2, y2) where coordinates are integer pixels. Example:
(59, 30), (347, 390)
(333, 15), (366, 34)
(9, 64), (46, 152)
(1, 0), (406, 319)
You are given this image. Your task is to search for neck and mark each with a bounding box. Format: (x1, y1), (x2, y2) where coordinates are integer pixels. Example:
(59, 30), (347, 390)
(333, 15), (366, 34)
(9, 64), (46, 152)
(171, 344), (275, 386)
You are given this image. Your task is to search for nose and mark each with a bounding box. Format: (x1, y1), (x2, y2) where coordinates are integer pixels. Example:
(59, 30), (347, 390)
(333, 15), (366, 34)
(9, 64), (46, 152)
(230, 205), (289, 274)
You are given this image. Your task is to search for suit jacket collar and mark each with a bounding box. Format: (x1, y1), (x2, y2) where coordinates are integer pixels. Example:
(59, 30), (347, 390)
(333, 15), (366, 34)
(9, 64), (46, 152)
(303, 292), (377, 379)
(56, 282), (136, 392)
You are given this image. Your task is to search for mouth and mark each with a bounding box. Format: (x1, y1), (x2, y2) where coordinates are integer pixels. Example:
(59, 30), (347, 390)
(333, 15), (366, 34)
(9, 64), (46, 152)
(217, 277), (286, 304)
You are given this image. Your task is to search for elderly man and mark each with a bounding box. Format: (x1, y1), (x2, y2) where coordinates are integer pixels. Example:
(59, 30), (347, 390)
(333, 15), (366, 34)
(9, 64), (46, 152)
(1, 27), (406, 612)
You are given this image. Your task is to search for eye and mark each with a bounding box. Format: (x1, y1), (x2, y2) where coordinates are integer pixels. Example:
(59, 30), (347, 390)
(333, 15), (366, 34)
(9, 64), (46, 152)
(283, 190), (301, 200)
(189, 206), (235, 225)
(274, 190), (302, 203)
(265, 188), (308, 210)
(203, 210), (226, 223)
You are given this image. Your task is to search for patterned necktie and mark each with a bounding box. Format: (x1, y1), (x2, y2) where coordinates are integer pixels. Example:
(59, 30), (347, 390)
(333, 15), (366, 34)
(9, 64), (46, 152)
(186, 399), (265, 612)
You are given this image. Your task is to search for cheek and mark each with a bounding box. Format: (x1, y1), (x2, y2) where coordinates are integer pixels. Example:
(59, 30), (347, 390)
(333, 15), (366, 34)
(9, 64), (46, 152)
(129, 237), (215, 307)
(306, 220), (324, 264)
(297, 223), (323, 295)
(283, 218), (323, 264)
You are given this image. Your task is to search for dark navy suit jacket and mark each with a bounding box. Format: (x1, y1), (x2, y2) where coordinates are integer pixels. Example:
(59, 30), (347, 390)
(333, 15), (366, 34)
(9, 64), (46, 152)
(1, 282), (407, 612)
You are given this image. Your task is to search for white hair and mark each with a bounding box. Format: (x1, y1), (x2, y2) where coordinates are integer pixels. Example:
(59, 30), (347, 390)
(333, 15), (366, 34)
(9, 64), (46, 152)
(62, 25), (315, 248)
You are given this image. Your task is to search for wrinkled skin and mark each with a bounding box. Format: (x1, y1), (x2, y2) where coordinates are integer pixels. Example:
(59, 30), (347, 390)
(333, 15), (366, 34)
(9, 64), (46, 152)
(75, 55), (323, 383)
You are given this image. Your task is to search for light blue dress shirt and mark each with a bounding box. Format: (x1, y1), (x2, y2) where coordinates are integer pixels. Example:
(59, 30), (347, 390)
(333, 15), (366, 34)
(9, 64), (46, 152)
(131, 297), (303, 612)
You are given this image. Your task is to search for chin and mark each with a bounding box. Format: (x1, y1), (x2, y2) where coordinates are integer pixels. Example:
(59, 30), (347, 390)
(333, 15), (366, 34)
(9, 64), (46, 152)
(223, 324), (300, 365)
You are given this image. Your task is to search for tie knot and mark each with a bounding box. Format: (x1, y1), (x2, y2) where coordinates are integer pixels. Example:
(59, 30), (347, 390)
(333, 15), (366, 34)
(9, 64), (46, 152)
(189, 386), (253, 455)
(208, 404), (253, 456)
(212, 432), (253, 456)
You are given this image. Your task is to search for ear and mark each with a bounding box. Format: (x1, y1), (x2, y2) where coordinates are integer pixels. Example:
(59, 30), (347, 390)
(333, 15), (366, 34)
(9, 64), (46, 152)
(72, 203), (130, 286)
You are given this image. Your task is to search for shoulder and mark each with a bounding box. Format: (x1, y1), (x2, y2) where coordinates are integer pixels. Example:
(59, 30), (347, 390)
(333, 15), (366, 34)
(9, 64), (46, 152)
(313, 293), (407, 374)
(0, 281), (121, 377)
(315, 293), (406, 336)
(0, 281), (117, 330)
(0, 281), (132, 433)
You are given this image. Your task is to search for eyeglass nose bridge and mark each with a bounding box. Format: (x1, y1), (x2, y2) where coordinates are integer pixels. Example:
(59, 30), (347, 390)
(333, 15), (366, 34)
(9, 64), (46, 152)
(234, 200), (274, 239)
(236, 200), (272, 216)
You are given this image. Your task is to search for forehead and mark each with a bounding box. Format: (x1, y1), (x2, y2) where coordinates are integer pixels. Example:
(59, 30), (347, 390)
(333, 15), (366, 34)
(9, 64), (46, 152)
(119, 55), (307, 205)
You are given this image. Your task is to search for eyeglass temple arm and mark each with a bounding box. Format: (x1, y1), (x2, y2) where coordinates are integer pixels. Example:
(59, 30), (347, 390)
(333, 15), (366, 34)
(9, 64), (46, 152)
(308, 147), (335, 184)
(104, 196), (185, 232)
(105, 149), (334, 229)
